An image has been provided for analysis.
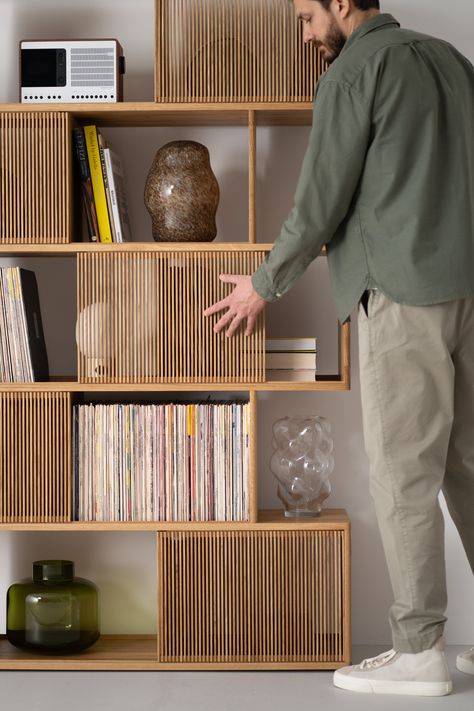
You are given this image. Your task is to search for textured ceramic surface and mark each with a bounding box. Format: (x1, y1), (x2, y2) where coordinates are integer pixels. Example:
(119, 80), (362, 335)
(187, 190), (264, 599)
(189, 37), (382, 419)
(144, 140), (219, 242)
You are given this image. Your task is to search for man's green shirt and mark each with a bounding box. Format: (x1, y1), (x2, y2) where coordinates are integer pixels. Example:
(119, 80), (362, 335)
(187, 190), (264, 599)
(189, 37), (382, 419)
(251, 14), (474, 323)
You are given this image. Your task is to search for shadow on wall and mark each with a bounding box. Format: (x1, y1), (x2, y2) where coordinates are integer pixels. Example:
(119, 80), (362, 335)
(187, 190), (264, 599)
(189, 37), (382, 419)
(255, 125), (338, 375)
(385, 1), (472, 61)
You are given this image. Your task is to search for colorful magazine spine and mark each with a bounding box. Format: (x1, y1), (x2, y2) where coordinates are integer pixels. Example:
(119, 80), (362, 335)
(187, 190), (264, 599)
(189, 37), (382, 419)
(83, 125), (113, 243)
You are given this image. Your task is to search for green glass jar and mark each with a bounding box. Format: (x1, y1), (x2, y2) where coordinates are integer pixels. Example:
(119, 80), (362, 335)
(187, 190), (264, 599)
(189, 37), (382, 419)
(6, 560), (100, 653)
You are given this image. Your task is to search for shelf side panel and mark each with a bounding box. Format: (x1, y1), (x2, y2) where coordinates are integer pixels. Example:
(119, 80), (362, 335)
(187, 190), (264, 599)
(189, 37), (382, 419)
(0, 391), (72, 522)
(0, 112), (71, 244)
(77, 250), (266, 384)
(157, 528), (349, 664)
(155, 0), (326, 103)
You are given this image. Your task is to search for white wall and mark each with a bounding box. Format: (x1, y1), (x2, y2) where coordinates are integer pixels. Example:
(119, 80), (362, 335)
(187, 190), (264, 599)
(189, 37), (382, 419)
(0, 0), (473, 646)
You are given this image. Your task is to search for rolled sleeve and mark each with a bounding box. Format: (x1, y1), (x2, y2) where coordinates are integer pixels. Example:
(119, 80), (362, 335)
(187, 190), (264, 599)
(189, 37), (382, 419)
(252, 80), (371, 302)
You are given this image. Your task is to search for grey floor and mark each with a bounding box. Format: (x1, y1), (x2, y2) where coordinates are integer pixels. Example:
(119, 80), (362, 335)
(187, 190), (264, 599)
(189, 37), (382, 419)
(0, 645), (473, 710)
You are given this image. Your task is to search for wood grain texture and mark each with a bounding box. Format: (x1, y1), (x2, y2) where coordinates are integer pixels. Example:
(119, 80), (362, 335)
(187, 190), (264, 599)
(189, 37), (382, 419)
(0, 112), (71, 243)
(155, 0), (326, 103)
(77, 250), (266, 384)
(0, 391), (71, 522)
(0, 508), (350, 531)
(157, 525), (349, 664)
(0, 102), (314, 127)
(0, 634), (349, 669)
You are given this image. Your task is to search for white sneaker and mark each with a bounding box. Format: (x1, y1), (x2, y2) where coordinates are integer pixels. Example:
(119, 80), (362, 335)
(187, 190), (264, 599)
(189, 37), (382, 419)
(333, 636), (452, 696)
(456, 647), (474, 675)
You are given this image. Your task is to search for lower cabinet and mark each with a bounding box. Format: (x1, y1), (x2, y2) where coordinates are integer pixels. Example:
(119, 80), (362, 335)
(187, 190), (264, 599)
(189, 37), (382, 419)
(0, 512), (350, 670)
(157, 520), (350, 668)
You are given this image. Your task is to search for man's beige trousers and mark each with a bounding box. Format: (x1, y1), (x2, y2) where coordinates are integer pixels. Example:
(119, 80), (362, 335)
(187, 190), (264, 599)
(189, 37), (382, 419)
(358, 289), (474, 653)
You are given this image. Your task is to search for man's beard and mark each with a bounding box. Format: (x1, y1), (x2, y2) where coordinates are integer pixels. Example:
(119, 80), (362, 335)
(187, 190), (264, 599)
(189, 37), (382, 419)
(319, 20), (347, 64)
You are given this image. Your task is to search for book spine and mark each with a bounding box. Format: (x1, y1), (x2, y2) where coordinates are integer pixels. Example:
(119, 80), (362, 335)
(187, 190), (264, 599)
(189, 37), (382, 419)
(103, 148), (123, 242)
(72, 127), (98, 242)
(83, 125), (113, 243)
(97, 131), (117, 242)
(14, 268), (33, 380)
(265, 351), (317, 369)
(6, 268), (23, 381)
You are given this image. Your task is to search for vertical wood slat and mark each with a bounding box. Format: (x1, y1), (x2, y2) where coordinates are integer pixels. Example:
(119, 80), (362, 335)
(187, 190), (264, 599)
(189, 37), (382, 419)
(78, 250), (266, 383)
(248, 111), (256, 244)
(0, 392), (71, 522)
(155, 0), (326, 103)
(157, 527), (348, 663)
(0, 112), (70, 244)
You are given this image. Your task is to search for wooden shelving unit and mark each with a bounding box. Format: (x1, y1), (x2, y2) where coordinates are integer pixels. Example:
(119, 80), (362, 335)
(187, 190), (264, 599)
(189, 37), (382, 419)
(0, 511), (350, 670)
(0, 1), (350, 670)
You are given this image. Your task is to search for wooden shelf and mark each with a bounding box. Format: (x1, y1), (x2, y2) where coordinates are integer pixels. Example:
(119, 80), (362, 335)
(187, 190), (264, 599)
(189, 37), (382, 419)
(0, 242), (274, 255)
(0, 242), (327, 256)
(0, 378), (347, 393)
(0, 102), (313, 127)
(0, 634), (346, 670)
(0, 635), (159, 670)
(0, 508), (349, 531)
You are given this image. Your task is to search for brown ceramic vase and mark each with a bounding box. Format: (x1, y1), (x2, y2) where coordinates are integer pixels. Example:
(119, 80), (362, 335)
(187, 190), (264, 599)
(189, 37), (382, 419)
(144, 140), (219, 242)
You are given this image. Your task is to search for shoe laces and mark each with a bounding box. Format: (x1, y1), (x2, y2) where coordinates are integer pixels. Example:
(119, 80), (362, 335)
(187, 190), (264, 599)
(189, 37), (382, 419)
(358, 649), (398, 670)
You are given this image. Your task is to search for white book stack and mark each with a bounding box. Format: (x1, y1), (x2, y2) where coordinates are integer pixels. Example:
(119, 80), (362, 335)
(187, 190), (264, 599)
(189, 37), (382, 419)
(265, 337), (317, 381)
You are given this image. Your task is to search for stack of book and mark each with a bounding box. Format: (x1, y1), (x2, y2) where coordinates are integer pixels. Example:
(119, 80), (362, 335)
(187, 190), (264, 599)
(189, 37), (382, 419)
(73, 401), (250, 522)
(265, 337), (317, 381)
(73, 125), (132, 243)
(0, 268), (49, 382)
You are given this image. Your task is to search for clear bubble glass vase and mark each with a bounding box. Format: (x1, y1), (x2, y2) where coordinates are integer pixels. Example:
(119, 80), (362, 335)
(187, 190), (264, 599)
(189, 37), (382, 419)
(270, 416), (334, 517)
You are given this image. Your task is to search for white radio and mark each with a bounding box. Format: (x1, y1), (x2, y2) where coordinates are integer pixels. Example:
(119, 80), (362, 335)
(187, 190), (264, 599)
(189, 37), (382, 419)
(20, 39), (125, 103)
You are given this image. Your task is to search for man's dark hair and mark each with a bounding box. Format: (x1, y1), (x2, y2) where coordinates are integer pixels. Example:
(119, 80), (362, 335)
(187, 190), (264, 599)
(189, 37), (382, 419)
(316, 0), (380, 9)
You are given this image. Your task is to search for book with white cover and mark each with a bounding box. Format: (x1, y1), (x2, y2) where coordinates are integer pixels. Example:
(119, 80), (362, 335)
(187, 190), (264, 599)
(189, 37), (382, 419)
(265, 337), (317, 352)
(103, 147), (132, 242)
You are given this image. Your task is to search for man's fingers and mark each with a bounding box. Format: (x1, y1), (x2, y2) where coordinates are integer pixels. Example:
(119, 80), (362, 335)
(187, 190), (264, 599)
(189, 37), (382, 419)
(203, 297), (230, 317)
(225, 314), (243, 338)
(245, 313), (256, 336)
(219, 274), (239, 285)
(213, 310), (236, 333)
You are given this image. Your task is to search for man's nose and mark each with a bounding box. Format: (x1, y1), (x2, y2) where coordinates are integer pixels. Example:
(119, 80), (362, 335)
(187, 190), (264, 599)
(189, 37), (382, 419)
(303, 28), (313, 43)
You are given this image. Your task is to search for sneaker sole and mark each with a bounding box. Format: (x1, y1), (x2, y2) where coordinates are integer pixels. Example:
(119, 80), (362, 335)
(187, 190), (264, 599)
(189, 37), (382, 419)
(456, 657), (474, 675)
(333, 671), (453, 696)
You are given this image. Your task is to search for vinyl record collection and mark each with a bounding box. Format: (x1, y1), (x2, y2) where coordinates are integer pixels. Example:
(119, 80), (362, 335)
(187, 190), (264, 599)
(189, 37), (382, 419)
(73, 400), (250, 522)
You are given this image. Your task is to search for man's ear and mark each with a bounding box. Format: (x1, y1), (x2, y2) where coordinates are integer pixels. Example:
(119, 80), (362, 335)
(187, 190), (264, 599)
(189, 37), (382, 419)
(332, 0), (351, 21)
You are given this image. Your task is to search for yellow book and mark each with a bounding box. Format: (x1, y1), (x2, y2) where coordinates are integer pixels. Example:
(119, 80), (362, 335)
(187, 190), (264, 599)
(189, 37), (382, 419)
(83, 125), (112, 243)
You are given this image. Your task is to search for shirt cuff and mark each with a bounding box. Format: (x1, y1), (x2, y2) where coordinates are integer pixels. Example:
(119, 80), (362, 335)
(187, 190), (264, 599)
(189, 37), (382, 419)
(251, 266), (283, 302)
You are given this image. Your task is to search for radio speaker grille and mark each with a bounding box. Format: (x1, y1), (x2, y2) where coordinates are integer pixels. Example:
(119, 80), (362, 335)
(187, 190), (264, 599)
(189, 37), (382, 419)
(71, 48), (115, 87)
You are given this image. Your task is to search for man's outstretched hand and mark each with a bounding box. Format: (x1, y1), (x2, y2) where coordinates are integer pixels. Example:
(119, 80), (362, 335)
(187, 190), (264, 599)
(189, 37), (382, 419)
(203, 274), (267, 337)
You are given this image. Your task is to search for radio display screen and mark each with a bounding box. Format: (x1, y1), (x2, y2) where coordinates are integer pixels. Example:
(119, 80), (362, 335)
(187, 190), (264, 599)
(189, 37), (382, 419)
(21, 49), (66, 87)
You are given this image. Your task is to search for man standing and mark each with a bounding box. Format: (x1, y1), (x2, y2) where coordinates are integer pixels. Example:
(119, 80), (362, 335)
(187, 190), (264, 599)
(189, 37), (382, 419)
(204, 0), (474, 696)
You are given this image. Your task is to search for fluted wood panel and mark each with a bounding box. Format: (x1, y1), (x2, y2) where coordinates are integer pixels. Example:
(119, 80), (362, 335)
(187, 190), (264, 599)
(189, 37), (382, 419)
(155, 0), (326, 103)
(157, 529), (347, 663)
(0, 112), (70, 243)
(0, 392), (71, 522)
(77, 251), (266, 383)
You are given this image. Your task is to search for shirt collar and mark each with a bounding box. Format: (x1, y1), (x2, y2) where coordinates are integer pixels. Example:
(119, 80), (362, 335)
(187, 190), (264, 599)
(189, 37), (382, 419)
(341, 13), (401, 54)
